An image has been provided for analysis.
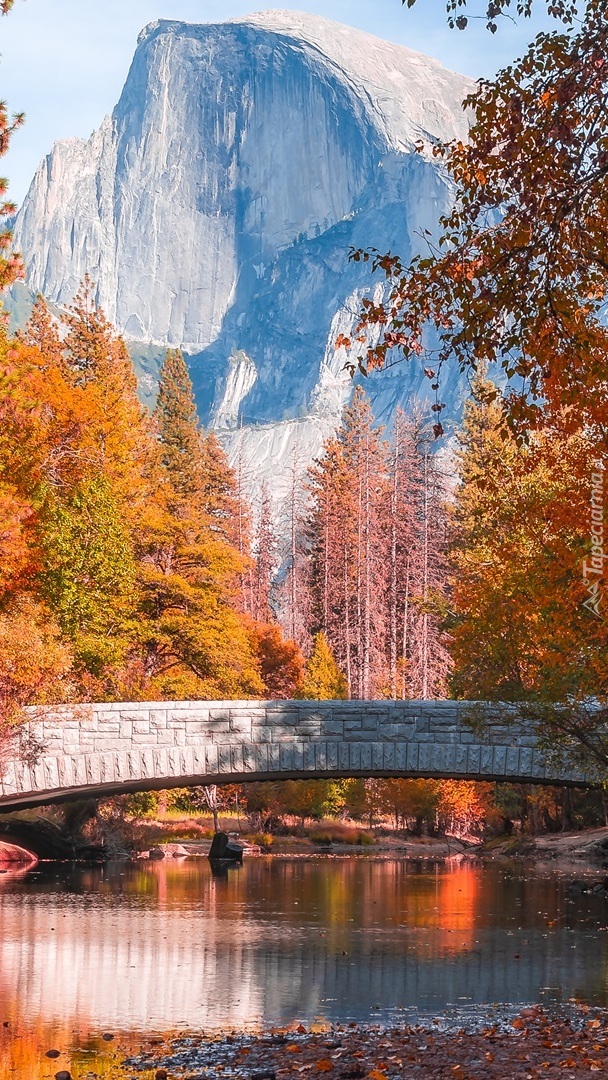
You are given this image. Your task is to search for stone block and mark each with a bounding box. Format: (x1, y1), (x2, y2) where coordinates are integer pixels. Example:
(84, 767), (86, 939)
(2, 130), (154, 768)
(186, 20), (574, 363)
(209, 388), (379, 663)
(0, 764), (15, 795)
(209, 709), (232, 722)
(229, 718), (252, 734)
(418, 744), (432, 772)
(295, 721), (322, 736)
(298, 710), (325, 724)
(467, 746), (481, 775)
(185, 732), (207, 746)
(205, 744), (219, 774)
(303, 744), (316, 771)
(218, 745), (232, 774)
(320, 721), (344, 736)
(505, 746), (520, 777)
(492, 746), (507, 776)
(383, 743), (395, 771)
(85, 755), (102, 785)
(240, 743), (256, 773)
(203, 720), (231, 734)
(345, 728), (382, 741)
(518, 747), (533, 773)
(338, 743), (350, 770)
(326, 742), (338, 770)
(480, 746), (494, 774)
(254, 744), (269, 774)
(315, 743), (327, 771)
(372, 743), (384, 771)
(350, 744), (362, 771)
(415, 717), (430, 733)
(182, 720), (213, 735)
(230, 745), (244, 774)
(72, 757), (88, 788)
(531, 750), (547, 779)
(42, 757), (60, 790)
(360, 743), (372, 771)
(99, 754), (116, 785)
(279, 744), (293, 771)
(167, 746), (182, 776)
(434, 744), (455, 774)
(139, 749), (155, 780)
(455, 744), (468, 774)
(269, 711), (300, 727)
(131, 732), (159, 746)
(119, 711), (148, 723)
(56, 757), (74, 789)
(268, 744), (281, 773)
(190, 745), (206, 775)
(292, 742), (304, 770)
(96, 713), (122, 731)
(59, 720), (81, 733)
(250, 725), (274, 743)
(379, 724), (416, 741)
(152, 748), (167, 778)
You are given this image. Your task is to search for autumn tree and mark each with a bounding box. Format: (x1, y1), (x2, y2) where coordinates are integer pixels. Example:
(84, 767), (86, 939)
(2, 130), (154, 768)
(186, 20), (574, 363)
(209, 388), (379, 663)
(355, 0), (608, 446)
(450, 368), (607, 703)
(0, 599), (72, 726)
(383, 410), (451, 700)
(250, 622), (305, 699)
(307, 388), (390, 698)
(306, 388), (450, 700)
(138, 347), (262, 699)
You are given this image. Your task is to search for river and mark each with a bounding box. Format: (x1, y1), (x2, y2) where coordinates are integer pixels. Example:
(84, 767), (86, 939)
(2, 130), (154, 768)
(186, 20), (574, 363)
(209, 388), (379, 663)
(1, 856), (607, 1077)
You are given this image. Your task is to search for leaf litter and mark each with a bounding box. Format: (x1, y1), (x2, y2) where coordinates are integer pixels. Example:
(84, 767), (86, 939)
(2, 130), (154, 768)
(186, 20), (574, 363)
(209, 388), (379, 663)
(122, 1006), (608, 1080)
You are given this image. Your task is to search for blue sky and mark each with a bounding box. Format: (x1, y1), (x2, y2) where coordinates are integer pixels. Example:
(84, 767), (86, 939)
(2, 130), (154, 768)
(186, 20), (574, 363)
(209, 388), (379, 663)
(2, 0), (555, 205)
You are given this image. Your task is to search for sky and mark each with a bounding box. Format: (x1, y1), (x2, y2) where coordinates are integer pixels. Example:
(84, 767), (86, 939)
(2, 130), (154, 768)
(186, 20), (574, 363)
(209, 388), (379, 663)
(1, 0), (557, 206)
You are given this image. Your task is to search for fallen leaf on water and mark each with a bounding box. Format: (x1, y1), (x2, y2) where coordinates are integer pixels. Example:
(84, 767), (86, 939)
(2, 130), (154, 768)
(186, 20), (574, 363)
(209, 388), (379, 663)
(315, 1060), (333, 1072)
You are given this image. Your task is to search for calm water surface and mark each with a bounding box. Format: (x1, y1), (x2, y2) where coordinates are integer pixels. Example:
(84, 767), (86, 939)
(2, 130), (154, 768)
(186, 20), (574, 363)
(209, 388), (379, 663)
(1, 856), (608, 1074)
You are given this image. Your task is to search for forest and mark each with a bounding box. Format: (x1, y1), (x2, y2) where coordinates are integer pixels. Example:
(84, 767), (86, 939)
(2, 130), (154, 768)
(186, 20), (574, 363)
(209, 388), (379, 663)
(0, 277), (606, 835)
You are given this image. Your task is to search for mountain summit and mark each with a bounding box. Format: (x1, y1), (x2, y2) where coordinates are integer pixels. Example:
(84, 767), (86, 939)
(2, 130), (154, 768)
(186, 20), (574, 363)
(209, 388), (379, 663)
(13, 12), (472, 495)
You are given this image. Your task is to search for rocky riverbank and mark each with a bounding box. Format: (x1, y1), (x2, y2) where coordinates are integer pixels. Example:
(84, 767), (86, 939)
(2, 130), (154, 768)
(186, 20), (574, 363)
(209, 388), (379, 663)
(121, 1010), (608, 1080)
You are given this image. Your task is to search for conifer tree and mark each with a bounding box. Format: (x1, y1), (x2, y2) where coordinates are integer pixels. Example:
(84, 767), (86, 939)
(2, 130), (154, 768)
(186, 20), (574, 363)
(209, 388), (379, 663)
(450, 367), (607, 704)
(299, 632), (348, 700)
(141, 347), (263, 698)
(40, 476), (136, 673)
(307, 387), (389, 698)
(252, 483), (276, 623)
(19, 295), (64, 369)
(154, 348), (205, 505)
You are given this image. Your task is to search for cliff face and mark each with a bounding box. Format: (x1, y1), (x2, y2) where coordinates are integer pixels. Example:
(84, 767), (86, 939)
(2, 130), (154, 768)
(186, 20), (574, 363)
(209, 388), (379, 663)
(12, 12), (473, 497)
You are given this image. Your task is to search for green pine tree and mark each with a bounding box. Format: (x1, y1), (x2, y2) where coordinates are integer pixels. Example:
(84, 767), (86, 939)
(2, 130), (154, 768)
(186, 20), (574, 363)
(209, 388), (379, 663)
(299, 632), (348, 699)
(154, 349), (206, 506)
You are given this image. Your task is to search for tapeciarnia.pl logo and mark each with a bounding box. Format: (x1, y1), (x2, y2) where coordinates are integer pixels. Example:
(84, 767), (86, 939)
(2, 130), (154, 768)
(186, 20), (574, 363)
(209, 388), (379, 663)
(582, 461), (605, 619)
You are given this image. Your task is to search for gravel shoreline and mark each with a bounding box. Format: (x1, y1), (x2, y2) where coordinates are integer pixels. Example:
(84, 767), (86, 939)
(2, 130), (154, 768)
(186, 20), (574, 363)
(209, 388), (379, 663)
(123, 1009), (608, 1080)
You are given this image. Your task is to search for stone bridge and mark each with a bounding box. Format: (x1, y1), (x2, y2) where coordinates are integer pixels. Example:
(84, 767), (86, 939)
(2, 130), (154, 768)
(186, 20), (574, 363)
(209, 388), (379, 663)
(0, 700), (596, 811)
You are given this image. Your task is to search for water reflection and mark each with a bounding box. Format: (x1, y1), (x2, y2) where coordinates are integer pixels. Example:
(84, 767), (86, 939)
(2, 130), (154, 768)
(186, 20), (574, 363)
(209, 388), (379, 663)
(1, 858), (608, 1036)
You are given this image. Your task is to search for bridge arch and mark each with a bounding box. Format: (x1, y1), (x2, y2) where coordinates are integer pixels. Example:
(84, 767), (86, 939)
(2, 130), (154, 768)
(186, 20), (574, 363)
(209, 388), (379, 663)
(0, 700), (594, 812)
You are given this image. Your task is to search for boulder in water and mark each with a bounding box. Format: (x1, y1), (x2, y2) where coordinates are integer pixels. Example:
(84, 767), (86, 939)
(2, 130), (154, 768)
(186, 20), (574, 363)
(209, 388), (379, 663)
(208, 831), (244, 862)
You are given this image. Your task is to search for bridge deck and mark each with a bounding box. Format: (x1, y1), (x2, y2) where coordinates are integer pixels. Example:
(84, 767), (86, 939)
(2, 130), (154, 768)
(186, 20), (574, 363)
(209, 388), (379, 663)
(0, 700), (594, 810)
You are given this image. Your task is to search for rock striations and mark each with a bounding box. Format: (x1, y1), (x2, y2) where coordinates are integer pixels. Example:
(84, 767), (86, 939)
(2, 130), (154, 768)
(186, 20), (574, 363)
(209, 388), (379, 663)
(12, 12), (473, 498)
